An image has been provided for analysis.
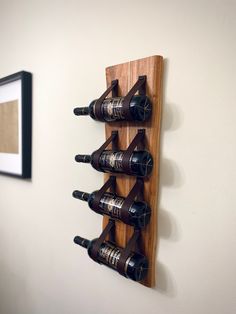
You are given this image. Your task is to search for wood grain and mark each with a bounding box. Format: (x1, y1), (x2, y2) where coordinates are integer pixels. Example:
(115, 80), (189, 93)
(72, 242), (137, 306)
(0, 99), (19, 154)
(102, 56), (163, 287)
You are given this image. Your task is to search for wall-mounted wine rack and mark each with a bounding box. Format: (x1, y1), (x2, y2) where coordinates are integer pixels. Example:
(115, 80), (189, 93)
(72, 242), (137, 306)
(73, 55), (163, 287)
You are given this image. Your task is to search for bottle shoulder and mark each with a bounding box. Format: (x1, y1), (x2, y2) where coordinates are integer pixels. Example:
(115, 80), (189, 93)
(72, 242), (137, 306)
(88, 100), (96, 119)
(87, 238), (98, 254)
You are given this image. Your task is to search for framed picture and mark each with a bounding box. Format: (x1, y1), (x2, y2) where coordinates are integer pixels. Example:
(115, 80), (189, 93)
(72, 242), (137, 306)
(0, 71), (32, 178)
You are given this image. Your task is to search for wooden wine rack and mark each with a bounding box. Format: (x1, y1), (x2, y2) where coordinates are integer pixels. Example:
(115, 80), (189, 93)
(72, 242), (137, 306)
(102, 55), (163, 287)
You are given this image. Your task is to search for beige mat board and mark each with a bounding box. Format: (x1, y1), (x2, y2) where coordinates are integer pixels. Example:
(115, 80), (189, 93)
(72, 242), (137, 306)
(0, 99), (19, 154)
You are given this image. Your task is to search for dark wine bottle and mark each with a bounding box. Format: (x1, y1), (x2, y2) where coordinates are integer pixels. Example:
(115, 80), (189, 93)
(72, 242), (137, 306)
(75, 150), (153, 177)
(72, 190), (151, 228)
(73, 95), (152, 122)
(74, 235), (148, 281)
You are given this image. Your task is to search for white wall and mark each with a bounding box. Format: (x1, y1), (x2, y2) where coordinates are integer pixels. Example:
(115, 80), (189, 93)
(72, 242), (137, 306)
(0, 0), (236, 313)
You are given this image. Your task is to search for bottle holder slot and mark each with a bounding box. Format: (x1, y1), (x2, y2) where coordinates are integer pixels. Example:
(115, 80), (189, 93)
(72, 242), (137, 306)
(89, 219), (116, 262)
(91, 128), (150, 177)
(92, 130), (118, 170)
(89, 218), (143, 279)
(94, 80), (119, 121)
(72, 175), (151, 228)
(93, 75), (147, 122)
(91, 175), (148, 227)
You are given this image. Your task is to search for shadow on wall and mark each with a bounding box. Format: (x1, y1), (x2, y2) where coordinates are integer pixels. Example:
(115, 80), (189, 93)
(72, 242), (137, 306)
(155, 208), (181, 297)
(154, 58), (185, 297)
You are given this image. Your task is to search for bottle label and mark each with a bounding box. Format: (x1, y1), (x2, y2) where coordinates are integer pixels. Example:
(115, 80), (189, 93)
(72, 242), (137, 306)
(99, 151), (125, 172)
(94, 97), (125, 121)
(98, 243), (121, 269)
(99, 194), (124, 218)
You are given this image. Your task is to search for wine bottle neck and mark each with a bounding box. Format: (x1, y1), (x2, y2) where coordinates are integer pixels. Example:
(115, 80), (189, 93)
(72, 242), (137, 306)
(74, 236), (90, 249)
(75, 154), (92, 163)
(73, 190), (90, 202)
(74, 107), (89, 116)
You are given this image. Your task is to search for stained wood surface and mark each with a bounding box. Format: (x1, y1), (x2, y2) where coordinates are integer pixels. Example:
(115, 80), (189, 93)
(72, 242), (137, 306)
(102, 56), (163, 287)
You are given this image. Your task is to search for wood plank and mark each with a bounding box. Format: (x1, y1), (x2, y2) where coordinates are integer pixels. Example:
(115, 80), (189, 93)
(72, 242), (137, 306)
(102, 55), (163, 287)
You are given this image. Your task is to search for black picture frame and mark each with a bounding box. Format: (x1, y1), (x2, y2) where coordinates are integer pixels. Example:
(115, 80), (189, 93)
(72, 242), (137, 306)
(0, 71), (32, 179)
